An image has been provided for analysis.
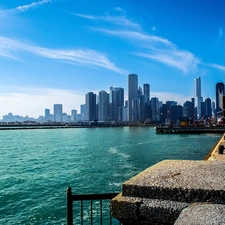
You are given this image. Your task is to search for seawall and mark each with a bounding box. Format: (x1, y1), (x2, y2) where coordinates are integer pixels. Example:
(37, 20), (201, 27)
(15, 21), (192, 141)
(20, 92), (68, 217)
(111, 133), (225, 224)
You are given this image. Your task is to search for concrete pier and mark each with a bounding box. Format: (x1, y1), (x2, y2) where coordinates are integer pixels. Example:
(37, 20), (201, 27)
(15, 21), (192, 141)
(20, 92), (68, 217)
(111, 138), (225, 224)
(207, 133), (225, 161)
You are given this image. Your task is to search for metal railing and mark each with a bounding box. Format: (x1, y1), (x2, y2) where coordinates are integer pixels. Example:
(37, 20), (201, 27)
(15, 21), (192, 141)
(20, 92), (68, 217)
(67, 187), (120, 225)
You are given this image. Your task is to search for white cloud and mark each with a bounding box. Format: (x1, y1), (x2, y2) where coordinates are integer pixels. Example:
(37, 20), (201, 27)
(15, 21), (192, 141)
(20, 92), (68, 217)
(75, 14), (140, 28)
(0, 0), (53, 14)
(0, 87), (85, 118)
(0, 36), (127, 74)
(91, 29), (172, 45)
(113, 7), (126, 13)
(93, 29), (199, 74)
(208, 63), (225, 72)
(136, 49), (200, 73)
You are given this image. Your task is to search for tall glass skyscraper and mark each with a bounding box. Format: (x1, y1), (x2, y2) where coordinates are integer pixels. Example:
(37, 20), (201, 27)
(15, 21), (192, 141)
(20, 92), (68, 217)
(85, 92), (96, 121)
(128, 74), (138, 121)
(54, 104), (62, 122)
(194, 77), (203, 118)
(110, 87), (124, 122)
(98, 90), (109, 122)
(216, 82), (224, 116)
(143, 83), (150, 103)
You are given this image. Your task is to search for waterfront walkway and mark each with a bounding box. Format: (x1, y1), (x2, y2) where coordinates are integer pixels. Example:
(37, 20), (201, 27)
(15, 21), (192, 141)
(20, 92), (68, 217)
(207, 133), (225, 161)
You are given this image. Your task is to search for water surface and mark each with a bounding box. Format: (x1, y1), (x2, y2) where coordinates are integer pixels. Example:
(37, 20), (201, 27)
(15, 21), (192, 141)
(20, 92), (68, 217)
(0, 127), (220, 224)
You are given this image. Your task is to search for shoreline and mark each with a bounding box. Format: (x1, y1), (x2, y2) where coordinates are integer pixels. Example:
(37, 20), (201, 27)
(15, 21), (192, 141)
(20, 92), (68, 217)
(0, 123), (157, 130)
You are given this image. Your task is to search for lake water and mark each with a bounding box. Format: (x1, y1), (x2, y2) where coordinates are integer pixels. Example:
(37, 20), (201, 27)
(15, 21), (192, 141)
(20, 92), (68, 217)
(0, 127), (221, 224)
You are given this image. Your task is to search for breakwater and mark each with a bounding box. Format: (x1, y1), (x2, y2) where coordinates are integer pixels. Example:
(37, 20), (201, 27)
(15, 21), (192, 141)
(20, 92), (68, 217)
(111, 134), (225, 224)
(155, 126), (225, 134)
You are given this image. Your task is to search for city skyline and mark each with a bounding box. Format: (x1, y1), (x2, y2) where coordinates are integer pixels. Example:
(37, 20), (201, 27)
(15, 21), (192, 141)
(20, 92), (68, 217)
(1, 76), (221, 122)
(0, 0), (224, 118)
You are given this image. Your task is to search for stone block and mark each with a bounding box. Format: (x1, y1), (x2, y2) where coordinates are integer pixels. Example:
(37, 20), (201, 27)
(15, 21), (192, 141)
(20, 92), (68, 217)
(122, 160), (225, 203)
(174, 203), (225, 225)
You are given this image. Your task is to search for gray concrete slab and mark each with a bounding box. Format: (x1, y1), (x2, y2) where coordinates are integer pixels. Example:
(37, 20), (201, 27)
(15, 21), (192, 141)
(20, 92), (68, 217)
(122, 160), (225, 203)
(174, 203), (225, 225)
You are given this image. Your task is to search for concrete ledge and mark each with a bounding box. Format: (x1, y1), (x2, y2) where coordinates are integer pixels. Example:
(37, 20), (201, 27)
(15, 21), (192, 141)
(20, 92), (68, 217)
(111, 194), (188, 224)
(140, 198), (188, 224)
(174, 203), (225, 225)
(111, 160), (225, 224)
(111, 193), (142, 224)
(122, 160), (225, 203)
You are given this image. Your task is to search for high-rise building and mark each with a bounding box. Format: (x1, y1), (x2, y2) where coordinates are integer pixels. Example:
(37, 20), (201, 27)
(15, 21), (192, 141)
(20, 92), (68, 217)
(54, 104), (62, 122)
(205, 98), (212, 118)
(132, 98), (139, 122)
(194, 77), (201, 98)
(151, 97), (160, 121)
(216, 82), (224, 116)
(194, 77), (203, 118)
(170, 105), (183, 123)
(183, 101), (194, 120)
(110, 87), (124, 122)
(212, 101), (216, 119)
(128, 74), (138, 121)
(143, 83), (150, 103)
(71, 109), (77, 122)
(45, 109), (50, 121)
(85, 92), (96, 121)
(98, 90), (109, 122)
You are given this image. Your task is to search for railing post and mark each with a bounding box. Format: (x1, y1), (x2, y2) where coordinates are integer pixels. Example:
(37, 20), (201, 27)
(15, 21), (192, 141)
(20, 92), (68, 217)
(67, 187), (73, 225)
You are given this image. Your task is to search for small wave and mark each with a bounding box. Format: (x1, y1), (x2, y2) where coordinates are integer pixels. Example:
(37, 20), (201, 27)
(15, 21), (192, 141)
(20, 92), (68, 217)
(108, 182), (122, 188)
(108, 147), (130, 159)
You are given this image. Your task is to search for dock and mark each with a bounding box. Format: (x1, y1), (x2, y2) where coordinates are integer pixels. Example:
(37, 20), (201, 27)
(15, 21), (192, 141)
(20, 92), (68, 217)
(155, 126), (225, 134)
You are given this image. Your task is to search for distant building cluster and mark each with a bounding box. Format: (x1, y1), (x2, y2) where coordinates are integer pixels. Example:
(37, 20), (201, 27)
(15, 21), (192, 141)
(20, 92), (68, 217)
(2, 74), (225, 124)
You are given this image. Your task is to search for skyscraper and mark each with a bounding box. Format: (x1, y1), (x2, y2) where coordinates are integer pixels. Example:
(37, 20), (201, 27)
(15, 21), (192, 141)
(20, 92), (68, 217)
(54, 104), (62, 122)
(216, 82), (224, 116)
(183, 101), (194, 120)
(194, 77), (203, 118)
(194, 77), (201, 98)
(85, 92), (96, 121)
(110, 87), (124, 122)
(205, 98), (212, 118)
(151, 97), (160, 121)
(45, 108), (50, 121)
(128, 74), (138, 121)
(143, 83), (150, 103)
(98, 90), (109, 122)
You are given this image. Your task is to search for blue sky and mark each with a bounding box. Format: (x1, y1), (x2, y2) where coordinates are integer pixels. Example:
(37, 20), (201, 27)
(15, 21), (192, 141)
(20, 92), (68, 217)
(0, 0), (224, 118)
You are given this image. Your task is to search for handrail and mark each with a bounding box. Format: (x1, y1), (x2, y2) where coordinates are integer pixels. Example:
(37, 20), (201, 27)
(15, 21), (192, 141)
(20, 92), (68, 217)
(67, 187), (120, 225)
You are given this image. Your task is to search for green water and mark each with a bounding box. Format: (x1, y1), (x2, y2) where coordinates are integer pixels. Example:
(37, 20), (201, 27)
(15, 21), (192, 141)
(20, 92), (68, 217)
(0, 127), (220, 224)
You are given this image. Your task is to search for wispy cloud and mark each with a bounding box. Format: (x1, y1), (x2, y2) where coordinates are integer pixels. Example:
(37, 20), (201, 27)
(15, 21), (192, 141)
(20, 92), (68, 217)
(31, 46), (127, 74)
(90, 28), (172, 45)
(0, 0), (53, 14)
(113, 7), (126, 13)
(75, 13), (140, 28)
(208, 63), (225, 72)
(0, 36), (127, 74)
(92, 28), (199, 73)
(136, 49), (200, 73)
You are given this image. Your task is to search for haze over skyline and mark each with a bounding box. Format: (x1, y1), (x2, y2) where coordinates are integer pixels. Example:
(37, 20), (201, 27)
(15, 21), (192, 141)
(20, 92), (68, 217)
(0, 0), (224, 118)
